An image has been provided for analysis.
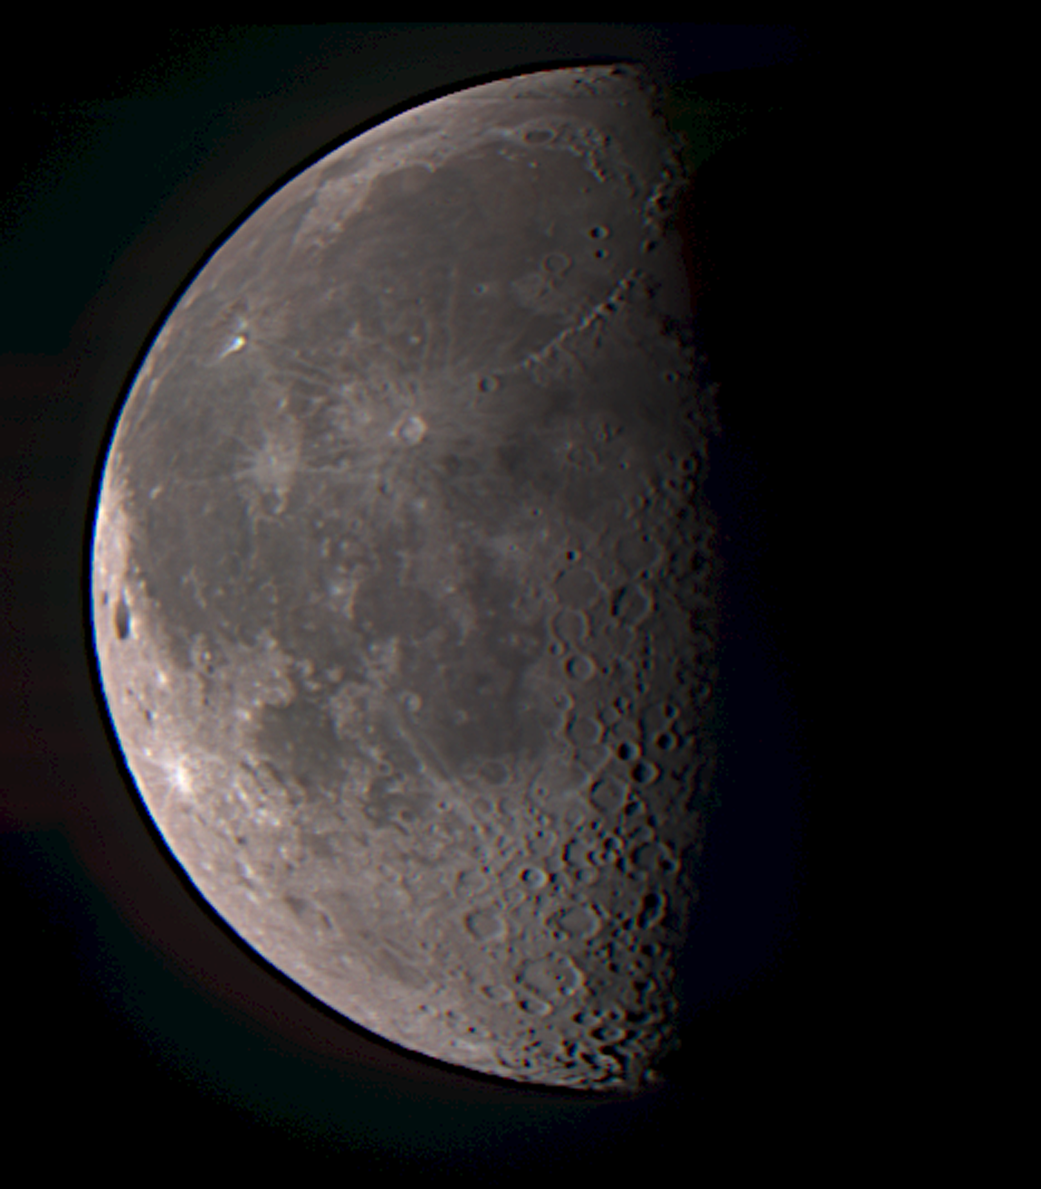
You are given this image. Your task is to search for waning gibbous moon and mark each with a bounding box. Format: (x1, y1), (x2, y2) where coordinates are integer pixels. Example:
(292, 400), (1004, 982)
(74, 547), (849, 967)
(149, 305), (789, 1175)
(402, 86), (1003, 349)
(91, 63), (721, 1090)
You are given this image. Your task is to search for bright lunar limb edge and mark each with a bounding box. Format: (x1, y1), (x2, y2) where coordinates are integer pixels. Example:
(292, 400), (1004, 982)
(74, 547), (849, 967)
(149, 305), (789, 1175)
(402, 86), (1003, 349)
(91, 63), (721, 1091)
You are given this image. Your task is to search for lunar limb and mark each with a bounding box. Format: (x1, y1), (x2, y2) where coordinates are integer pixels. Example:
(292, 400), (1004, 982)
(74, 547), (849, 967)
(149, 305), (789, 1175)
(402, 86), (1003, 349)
(92, 64), (720, 1090)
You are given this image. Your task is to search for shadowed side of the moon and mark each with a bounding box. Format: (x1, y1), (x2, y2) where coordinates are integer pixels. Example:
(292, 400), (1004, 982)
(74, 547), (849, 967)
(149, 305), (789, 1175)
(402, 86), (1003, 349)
(92, 63), (719, 1089)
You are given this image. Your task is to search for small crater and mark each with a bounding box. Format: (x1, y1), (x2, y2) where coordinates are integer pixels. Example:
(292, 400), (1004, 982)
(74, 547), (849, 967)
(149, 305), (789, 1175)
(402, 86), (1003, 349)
(520, 954), (584, 999)
(617, 532), (660, 574)
(592, 418), (623, 445)
(631, 761), (659, 785)
(466, 910), (507, 943)
(479, 759), (510, 786)
(542, 252), (572, 274)
(616, 740), (641, 762)
(568, 716), (604, 748)
(592, 1025), (630, 1044)
(612, 584), (652, 628)
(520, 998), (553, 1017)
(477, 374), (500, 393)
(114, 597), (131, 640)
(554, 905), (601, 940)
(594, 834), (624, 867)
(565, 654), (596, 682)
(590, 777), (627, 814)
(556, 567), (600, 607)
(483, 984), (514, 1003)
(567, 444), (600, 470)
(520, 866), (548, 889)
(575, 742), (611, 776)
(632, 843), (665, 873)
(395, 415), (427, 446)
(589, 225), (611, 239)
(636, 890), (667, 929)
(530, 754), (582, 803)
(456, 869), (488, 897)
(594, 248), (609, 260)
(553, 607), (588, 645)
(510, 272), (551, 308)
(534, 693), (573, 740)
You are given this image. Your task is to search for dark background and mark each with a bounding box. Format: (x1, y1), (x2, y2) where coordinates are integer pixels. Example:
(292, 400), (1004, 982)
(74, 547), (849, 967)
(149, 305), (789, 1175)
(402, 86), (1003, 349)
(1, 23), (865, 1174)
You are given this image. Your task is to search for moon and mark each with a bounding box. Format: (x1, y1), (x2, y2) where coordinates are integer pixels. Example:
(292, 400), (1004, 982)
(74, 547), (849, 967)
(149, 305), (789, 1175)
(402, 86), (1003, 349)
(91, 63), (719, 1091)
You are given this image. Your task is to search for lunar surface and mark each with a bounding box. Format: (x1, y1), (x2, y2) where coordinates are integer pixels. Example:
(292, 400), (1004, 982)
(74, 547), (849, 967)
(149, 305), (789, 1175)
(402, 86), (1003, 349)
(91, 64), (720, 1090)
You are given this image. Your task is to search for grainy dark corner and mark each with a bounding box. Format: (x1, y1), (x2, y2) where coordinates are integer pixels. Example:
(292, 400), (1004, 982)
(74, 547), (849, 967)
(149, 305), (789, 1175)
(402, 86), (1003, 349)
(91, 63), (719, 1090)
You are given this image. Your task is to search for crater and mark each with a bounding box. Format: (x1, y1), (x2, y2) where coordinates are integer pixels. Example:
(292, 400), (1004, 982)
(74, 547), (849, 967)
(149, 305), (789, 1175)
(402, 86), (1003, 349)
(114, 596), (131, 640)
(553, 904), (601, 941)
(565, 654), (596, 682)
(479, 759), (510, 786)
(590, 777), (627, 814)
(568, 716), (604, 748)
(395, 415), (427, 446)
(631, 761), (659, 785)
(552, 608), (588, 645)
(612, 584), (652, 628)
(542, 252), (572, 275)
(520, 953), (585, 999)
(555, 567), (600, 608)
(466, 909), (507, 943)
(520, 998), (553, 1016)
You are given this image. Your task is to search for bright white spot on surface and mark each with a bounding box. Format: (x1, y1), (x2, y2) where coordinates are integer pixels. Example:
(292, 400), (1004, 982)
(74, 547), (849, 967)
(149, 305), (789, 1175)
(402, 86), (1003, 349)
(219, 334), (247, 357)
(171, 759), (193, 796)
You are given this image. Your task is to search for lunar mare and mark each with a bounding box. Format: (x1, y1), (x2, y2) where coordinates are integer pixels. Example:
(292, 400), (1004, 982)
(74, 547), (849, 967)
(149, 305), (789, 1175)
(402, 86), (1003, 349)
(92, 64), (719, 1089)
